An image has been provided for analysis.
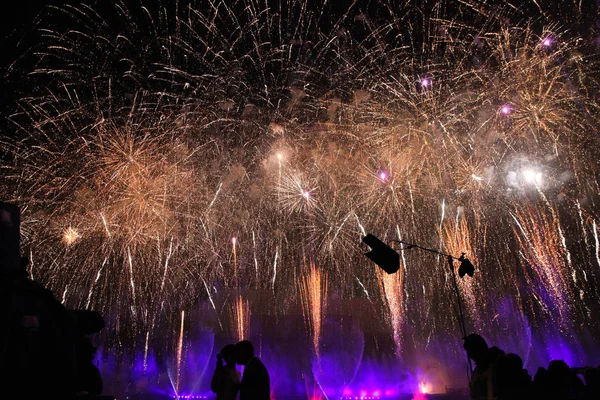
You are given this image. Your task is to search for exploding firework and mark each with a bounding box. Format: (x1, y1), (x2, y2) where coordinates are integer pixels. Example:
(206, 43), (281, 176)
(0, 0), (599, 366)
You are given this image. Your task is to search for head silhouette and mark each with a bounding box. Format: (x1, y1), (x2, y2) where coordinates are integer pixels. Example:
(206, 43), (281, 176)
(507, 353), (523, 370)
(488, 345), (505, 360)
(235, 340), (254, 365)
(548, 359), (571, 382)
(463, 333), (489, 365)
(584, 367), (600, 389)
(220, 344), (236, 366)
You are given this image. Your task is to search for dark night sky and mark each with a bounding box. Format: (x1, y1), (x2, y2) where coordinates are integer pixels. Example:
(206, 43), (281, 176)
(1, 1), (77, 46)
(1, 0), (597, 117)
(2, 1), (597, 68)
(3, 1), (597, 55)
(0, 1), (93, 116)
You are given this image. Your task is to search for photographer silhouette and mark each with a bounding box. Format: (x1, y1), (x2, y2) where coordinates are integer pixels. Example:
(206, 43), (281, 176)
(1, 202), (106, 399)
(1, 255), (78, 399)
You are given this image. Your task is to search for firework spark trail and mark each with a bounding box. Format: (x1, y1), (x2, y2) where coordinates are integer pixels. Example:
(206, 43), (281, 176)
(594, 221), (600, 270)
(202, 277), (223, 330)
(0, 0), (598, 355)
(536, 187), (574, 275)
(511, 205), (573, 328)
(207, 183), (223, 213)
(61, 285), (69, 304)
(576, 200), (589, 248)
(355, 276), (370, 300)
(232, 236), (238, 281)
(378, 223), (405, 354)
(144, 330), (150, 373)
(439, 199), (446, 259)
(160, 237), (174, 293)
(100, 212), (112, 238)
(230, 295), (250, 343)
(378, 268), (404, 356)
(127, 247), (137, 317)
(300, 263), (328, 359)
(85, 257), (107, 309)
(176, 310), (185, 395)
(252, 230), (258, 281)
(28, 249), (34, 280)
(272, 247), (278, 290)
(354, 214), (366, 237)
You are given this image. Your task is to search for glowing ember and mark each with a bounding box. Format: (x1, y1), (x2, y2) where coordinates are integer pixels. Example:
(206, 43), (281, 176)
(62, 227), (80, 245)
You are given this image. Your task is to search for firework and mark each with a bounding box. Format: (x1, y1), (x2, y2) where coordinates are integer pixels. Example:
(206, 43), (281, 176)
(230, 295), (251, 344)
(300, 263), (328, 359)
(0, 0), (598, 364)
(511, 203), (575, 330)
(377, 266), (404, 356)
(176, 310), (185, 394)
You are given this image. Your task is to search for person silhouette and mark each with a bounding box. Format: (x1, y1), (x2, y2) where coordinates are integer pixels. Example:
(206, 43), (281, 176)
(211, 344), (241, 400)
(463, 333), (502, 400)
(235, 340), (270, 400)
(583, 367), (600, 400)
(547, 359), (584, 400)
(74, 336), (102, 395)
(1, 256), (78, 399)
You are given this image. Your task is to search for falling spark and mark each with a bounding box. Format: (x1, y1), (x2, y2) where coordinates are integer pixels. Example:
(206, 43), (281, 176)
(231, 295), (250, 343)
(175, 310), (185, 395)
(593, 221), (600, 269)
(232, 236), (238, 278)
(85, 258), (106, 309)
(160, 237), (174, 293)
(252, 230), (259, 280)
(378, 268), (404, 355)
(512, 204), (574, 328)
(272, 247), (279, 290)
(127, 247), (137, 316)
(143, 330), (150, 373)
(355, 276), (370, 300)
(202, 277), (223, 330)
(300, 264), (328, 359)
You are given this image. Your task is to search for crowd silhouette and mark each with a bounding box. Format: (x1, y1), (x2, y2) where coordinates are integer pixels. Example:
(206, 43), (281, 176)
(464, 333), (600, 400)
